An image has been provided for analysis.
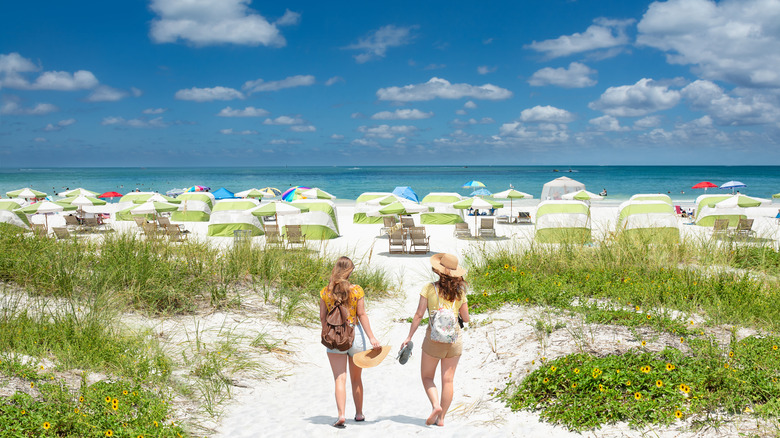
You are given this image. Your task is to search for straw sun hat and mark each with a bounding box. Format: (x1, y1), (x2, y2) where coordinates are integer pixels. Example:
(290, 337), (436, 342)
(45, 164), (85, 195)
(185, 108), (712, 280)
(430, 253), (466, 278)
(352, 346), (392, 368)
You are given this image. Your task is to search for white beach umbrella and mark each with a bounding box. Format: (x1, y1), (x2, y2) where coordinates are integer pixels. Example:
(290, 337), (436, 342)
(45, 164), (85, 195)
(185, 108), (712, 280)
(130, 201), (180, 215)
(492, 188), (532, 218)
(132, 193), (180, 204)
(57, 195), (107, 207)
(6, 188), (47, 199)
(451, 196), (504, 234)
(366, 200), (431, 217)
(251, 201), (309, 223)
(18, 201), (76, 228)
(235, 188), (268, 199)
(60, 187), (99, 197)
(301, 187), (336, 200)
(562, 190), (603, 201)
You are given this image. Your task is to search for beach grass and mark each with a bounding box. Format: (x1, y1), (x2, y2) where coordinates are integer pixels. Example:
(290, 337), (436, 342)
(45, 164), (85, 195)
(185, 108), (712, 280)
(0, 224), (393, 434)
(465, 236), (780, 431)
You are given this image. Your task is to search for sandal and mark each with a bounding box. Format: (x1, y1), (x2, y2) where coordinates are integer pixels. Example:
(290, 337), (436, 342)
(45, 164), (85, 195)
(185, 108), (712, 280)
(397, 341), (413, 365)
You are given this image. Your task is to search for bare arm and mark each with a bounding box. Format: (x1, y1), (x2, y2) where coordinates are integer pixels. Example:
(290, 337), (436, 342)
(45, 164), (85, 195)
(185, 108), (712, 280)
(356, 297), (382, 350)
(319, 298), (328, 331)
(401, 295), (428, 349)
(459, 302), (470, 323)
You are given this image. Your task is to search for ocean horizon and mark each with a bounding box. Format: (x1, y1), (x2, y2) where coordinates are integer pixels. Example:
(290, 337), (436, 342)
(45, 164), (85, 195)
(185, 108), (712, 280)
(2, 165), (778, 204)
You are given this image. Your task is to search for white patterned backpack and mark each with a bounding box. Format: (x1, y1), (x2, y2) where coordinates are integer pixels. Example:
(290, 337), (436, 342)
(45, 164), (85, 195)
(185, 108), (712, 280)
(429, 284), (458, 344)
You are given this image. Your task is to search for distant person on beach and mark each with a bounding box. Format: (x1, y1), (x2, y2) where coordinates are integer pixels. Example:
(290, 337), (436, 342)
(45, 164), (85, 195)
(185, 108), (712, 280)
(320, 256), (381, 429)
(400, 253), (470, 427)
(599, 188), (607, 196)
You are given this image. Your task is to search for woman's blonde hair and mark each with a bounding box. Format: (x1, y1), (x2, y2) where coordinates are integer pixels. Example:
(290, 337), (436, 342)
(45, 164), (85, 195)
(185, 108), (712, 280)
(433, 268), (466, 302)
(328, 256), (354, 303)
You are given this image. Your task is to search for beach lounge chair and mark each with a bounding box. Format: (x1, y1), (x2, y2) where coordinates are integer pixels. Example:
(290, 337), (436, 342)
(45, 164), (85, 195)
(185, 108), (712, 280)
(380, 216), (398, 235)
(31, 224), (48, 237)
(409, 227), (430, 254)
(264, 224), (284, 246)
(517, 212), (532, 224)
(158, 216), (186, 233)
(400, 216), (415, 228)
(133, 216), (147, 228)
(64, 215), (81, 230)
(479, 218), (497, 238)
(52, 227), (71, 240)
(496, 215), (509, 224)
(81, 217), (102, 232)
(711, 218), (729, 238)
(286, 225), (307, 249)
(142, 222), (160, 239)
(453, 222), (471, 238)
(388, 228), (406, 254)
(166, 224), (187, 242)
(734, 218), (755, 238)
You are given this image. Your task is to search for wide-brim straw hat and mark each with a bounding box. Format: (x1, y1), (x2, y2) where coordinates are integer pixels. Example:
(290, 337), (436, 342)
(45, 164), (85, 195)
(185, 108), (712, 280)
(430, 253), (466, 278)
(353, 346), (392, 368)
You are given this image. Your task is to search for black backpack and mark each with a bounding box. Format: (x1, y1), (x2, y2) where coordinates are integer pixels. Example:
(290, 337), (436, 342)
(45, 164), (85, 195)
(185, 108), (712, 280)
(321, 299), (355, 351)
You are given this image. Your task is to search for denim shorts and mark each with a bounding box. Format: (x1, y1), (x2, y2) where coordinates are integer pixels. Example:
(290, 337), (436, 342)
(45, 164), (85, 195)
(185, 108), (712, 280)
(325, 323), (366, 356)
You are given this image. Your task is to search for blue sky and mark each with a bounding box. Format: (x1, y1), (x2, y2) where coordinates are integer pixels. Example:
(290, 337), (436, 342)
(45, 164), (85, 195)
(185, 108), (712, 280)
(2, 0), (780, 167)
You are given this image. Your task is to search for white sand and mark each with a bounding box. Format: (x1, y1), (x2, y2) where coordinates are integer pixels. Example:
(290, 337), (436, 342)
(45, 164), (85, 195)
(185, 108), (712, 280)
(111, 201), (779, 437)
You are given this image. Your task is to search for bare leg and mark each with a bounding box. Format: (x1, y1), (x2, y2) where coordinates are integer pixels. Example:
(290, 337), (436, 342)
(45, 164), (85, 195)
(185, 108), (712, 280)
(420, 351), (442, 425)
(348, 355), (365, 420)
(437, 355), (461, 426)
(327, 353), (348, 426)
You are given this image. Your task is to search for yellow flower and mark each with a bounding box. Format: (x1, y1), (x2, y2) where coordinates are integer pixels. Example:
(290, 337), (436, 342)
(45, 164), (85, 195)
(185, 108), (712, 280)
(105, 430), (113, 437)
(646, 314), (652, 320)
(598, 384), (605, 392)
(572, 383), (577, 388)
(482, 291), (488, 297)
(512, 266), (517, 272)
(154, 421), (159, 427)
(680, 337), (685, 343)
(641, 366), (651, 373)
(729, 351), (734, 358)
(666, 363), (675, 371)
(105, 396), (111, 403)
(138, 436), (144, 438)
(43, 422), (51, 430)
(773, 345), (778, 351)
(573, 368), (580, 374)
(74, 408), (79, 413)
(550, 366), (556, 372)
(112, 403), (118, 411)
(656, 380), (663, 387)
(626, 380), (632, 386)
(30, 382), (34, 388)
(634, 392), (642, 400)
(123, 390), (128, 395)
(724, 362), (730, 369)
(675, 410), (683, 419)
(679, 384), (690, 393)
(641, 340), (646, 347)
(543, 378), (549, 384)
(504, 264), (509, 269)
(112, 398), (118, 404)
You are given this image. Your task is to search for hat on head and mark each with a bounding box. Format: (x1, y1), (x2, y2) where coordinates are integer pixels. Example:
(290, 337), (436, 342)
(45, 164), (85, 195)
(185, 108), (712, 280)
(353, 346), (392, 368)
(430, 253), (466, 278)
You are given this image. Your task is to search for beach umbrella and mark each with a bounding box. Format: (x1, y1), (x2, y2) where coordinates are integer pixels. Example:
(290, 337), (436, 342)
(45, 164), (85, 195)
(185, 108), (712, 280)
(714, 194), (769, 208)
(366, 194), (406, 206)
(251, 201), (309, 223)
(0, 199), (27, 210)
(18, 200), (76, 228)
(461, 181), (486, 189)
(451, 196), (504, 233)
(562, 190), (603, 201)
(301, 187), (336, 200)
(470, 188), (492, 197)
(281, 186), (311, 202)
(258, 187), (282, 198)
(166, 188), (187, 197)
(235, 188), (268, 199)
(130, 201), (180, 216)
(98, 191), (123, 199)
(720, 181), (747, 194)
(187, 185), (210, 192)
(366, 200), (430, 217)
(391, 186), (419, 203)
(492, 188), (530, 218)
(6, 188), (47, 199)
(212, 187), (236, 200)
(692, 181), (718, 191)
(59, 188), (99, 197)
(57, 195), (107, 207)
(773, 193), (780, 198)
(131, 193), (180, 204)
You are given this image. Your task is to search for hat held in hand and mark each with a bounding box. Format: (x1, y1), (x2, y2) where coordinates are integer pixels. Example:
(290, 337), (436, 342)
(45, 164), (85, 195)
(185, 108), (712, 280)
(353, 346), (392, 368)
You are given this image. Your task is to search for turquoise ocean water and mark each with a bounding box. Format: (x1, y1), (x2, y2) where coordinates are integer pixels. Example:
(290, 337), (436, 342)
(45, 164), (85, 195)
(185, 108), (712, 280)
(1, 166), (778, 204)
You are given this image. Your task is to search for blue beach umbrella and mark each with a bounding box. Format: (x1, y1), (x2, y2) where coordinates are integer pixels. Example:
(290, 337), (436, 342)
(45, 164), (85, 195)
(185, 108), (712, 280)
(470, 188), (492, 197)
(462, 181), (486, 189)
(391, 186), (419, 203)
(719, 181), (746, 193)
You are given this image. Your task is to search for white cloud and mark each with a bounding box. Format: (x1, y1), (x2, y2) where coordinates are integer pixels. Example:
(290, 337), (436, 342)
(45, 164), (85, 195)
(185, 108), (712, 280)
(528, 62), (597, 88)
(357, 124), (418, 139)
(589, 78), (681, 117)
(1, 99), (57, 115)
(131, 87), (143, 97)
(269, 138), (301, 145)
(633, 115), (662, 130)
(520, 105), (575, 123)
(34, 137), (47, 142)
(217, 106), (269, 117)
(498, 122), (570, 143)
(220, 128), (258, 135)
(453, 117), (495, 126)
(148, 0), (297, 47)
(455, 109), (467, 115)
(589, 115), (630, 132)
(330, 134), (344, 140)
(242, 75), (315, 93)
(477, 65), (497, 75)
(681, 80), (780, 125)
(0, 53), (101, 92)
(345, 25), (417, 63)
(44, 118), (76, 131)
(637, 0), (780, 88)
(101, 116), (167, 128)
(143, 108), (167, 114)
(86, 85), (128, 102)
(526, 18), (634, 59)
(464, 101), (477, 109)
(423, 63), (446, 70)
(325, 76), (344, 86)
(371, 108), (433, 120)
(0, 52), (37, 74)
(263, 115), (304, 125)
(351, 138), (379, 147)
(377, 77), (512, 102)
(175, 86), (244, 101)
(290, 125), (316, 132)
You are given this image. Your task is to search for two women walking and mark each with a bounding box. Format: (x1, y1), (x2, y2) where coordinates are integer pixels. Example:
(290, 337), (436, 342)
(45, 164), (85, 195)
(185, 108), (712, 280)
(320, 253), (470, 428)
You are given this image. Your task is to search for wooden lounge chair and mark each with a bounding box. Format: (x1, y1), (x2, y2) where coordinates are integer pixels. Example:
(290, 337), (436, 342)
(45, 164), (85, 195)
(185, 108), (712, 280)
(31, 223), (48, 237)
(165, 224), (187, 242)
(81, 217), (101, 232)
(453, 222), (471, 238)
(158, 216), (186, 233)
(388, 228), (406, 254)
(264, 224), (284, 246)
(380, 216), (398, 235)
(52, 227), (71, 240)
(409, 227), (430, 254)
(142, 222), (159, 239)
(496, 215), (509, 224)
(400, 216), (415, 228)
(734, 218), (755, 238)
(479, 218), (497, 238)
(286, 225), (307, 249)
(516, 212), (532, 224)
(711, 218), (729, 238)
(133, 216), (147, 228)
(64, 215), (81, 230)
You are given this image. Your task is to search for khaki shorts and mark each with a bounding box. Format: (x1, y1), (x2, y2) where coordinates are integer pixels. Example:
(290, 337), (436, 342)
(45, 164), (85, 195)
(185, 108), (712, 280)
(421, 325), (462, 359)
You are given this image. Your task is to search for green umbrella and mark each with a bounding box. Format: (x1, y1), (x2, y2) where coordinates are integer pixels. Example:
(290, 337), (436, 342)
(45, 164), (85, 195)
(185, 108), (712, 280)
(18, 201), (77, 229)
(132, 193), (180, 204)
(60, 187), (99, 197)
(6, 188), (47, 199)
(562, 190), (603, 201)
(235, 188), (267, 199)
(301, 187), (336, 199)
(772, 193), (780, 199)
(367, 201), (431, 217)
(130, 201), (180, 215)
(714, 194), (768, 208)
(251, 201), (309, 223)
(56, 195), (107, 207)
(492, 188), (530, 218)
(452, 196), (504, 235)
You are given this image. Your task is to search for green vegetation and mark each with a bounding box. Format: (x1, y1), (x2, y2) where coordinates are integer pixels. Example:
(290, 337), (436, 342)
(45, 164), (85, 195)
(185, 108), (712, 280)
(466, 238), (780, 431)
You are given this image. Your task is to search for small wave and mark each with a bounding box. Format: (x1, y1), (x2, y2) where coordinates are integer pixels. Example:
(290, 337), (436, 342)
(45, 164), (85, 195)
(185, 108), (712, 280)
(348, 167), (361, 170)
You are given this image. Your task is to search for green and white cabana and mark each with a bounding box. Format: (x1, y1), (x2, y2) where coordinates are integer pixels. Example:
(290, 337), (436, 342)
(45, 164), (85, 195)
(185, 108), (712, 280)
(212, 198), (261, 212)
(118, 191), (157, 203)
(0, 201), (30, 229)
(353, 192), (394, 224)
(617, 200), (679, 242)
(694, 194), (733, 219)
(695, 194), (770, 227)
(629, 193), (672, 205)
(420, 192), (465, 225)
(172, 192), (215, 222)
(534, 200), (591, 244)
(286, 199), (340, 239)
(207, 198), (264, 236)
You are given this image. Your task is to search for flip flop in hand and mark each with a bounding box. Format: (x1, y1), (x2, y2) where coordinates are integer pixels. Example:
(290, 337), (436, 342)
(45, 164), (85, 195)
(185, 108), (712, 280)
(397, 341), (413, 365)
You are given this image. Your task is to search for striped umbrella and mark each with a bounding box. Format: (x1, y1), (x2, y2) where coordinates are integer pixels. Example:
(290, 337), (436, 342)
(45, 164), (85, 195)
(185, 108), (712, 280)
(60, 187), (99, 197)
(6, 188), (47, 199)
(258, 187), (282, 198)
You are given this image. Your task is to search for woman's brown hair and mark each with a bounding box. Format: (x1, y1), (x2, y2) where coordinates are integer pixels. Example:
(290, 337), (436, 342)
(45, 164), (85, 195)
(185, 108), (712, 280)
(433, 268), (466, 302)
(328, 256), (354, 303)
